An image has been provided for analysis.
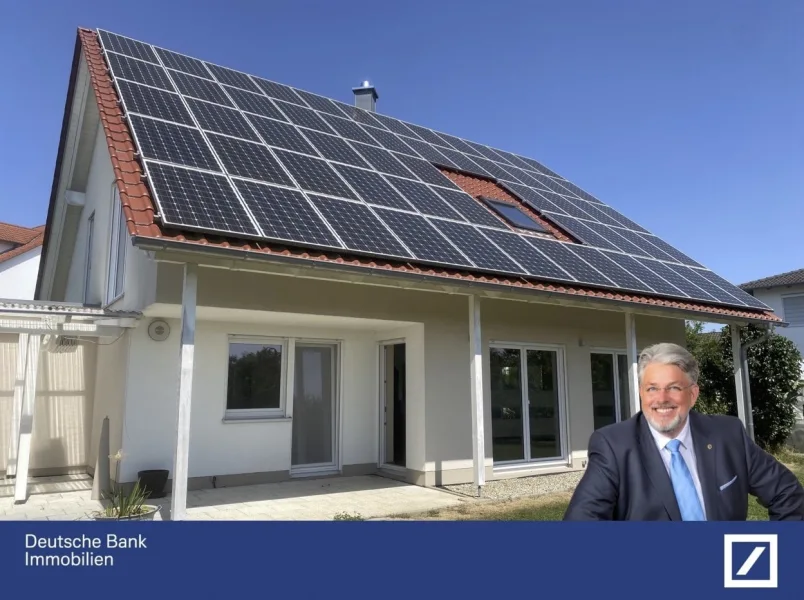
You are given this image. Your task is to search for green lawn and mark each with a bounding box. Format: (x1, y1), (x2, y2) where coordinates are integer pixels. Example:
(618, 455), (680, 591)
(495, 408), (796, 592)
(398, 450), (804, 521)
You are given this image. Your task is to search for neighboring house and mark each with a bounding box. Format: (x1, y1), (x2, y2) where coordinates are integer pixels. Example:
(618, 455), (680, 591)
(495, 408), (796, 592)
(0, 222), (44, 299)
(740, 268), (804, 451)
(740, 268), (804, 361)
(4, 27), (781, 518)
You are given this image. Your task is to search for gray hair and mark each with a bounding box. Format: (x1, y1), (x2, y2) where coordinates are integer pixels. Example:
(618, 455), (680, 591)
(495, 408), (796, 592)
(637, 342), (699, 385)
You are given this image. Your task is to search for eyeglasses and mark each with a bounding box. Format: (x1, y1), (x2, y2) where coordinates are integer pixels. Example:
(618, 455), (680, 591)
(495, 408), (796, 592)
(642, 384), (695, 398)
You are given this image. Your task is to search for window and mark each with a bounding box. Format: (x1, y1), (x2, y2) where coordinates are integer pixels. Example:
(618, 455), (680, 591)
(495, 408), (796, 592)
(84, 212), (95, 303)
(479, 196), (548, 233)
(106, 186), (126, 303)
(590, 351), (632, 429)
(783, 294), (804, 327)
(489, 344), (567, 465)
(225, 337), (286, 419)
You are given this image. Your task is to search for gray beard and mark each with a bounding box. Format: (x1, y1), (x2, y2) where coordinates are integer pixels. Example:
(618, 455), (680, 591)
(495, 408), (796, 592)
(646, 409), (686, 435)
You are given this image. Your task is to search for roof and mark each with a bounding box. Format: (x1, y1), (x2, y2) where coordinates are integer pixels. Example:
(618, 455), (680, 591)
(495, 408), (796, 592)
(740, 268), (804, 291)
(43, 28), (779, 325)
(0, 222), (44, 265)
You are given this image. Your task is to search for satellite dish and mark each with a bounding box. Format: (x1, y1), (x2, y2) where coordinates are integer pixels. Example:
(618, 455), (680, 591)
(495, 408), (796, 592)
(148, 319), (171, 342)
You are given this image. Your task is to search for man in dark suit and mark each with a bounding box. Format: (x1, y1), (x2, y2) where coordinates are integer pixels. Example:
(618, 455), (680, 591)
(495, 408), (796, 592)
(564, 342), (804, 521)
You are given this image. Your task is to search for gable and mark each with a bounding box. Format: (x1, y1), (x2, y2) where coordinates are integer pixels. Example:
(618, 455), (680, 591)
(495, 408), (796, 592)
(53, 28), (777, 323)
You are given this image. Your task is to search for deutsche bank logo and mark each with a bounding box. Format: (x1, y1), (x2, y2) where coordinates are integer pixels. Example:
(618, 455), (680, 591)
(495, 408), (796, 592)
(723, 534), (778, 588)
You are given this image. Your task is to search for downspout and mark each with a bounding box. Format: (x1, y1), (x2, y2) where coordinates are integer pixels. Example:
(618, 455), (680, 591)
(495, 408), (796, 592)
(740, 329), (771, 442)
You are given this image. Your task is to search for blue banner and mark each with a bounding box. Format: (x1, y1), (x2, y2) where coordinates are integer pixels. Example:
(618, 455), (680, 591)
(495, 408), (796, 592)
(1, 521), (802, 598)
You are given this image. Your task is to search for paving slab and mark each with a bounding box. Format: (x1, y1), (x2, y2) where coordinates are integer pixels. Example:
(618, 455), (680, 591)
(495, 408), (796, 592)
(0, 474), (465, 521)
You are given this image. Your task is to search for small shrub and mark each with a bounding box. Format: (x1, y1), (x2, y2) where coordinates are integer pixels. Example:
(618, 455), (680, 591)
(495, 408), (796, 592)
(333, 511), (364, 521)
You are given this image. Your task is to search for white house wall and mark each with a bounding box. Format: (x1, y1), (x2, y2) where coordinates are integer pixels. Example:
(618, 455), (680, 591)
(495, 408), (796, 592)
(750, 285), (804, 359)
(106, 264), (687, 487)
(87, 330), (129, 479)
(0, 333), (97, 476)
(0, 248), (41, 299)
(62, 124), (156, 312)
(116, 315), (417, 485)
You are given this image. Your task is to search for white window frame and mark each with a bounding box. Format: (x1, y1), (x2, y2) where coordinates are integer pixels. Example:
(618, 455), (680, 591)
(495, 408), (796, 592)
(84, 212), (95, 303)
(106, 186), (126, 305)
(782, 293), (804, 327)
(589, 347), (630, 424)
(488, 341), (569, 470)
(223, 335), (289, 421)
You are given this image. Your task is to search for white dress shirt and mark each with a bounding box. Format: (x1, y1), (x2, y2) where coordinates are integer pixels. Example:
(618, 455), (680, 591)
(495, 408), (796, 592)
(646, 416), (707, 519)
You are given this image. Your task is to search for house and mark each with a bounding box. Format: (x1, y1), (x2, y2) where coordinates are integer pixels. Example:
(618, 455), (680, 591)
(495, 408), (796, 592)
(3, 27), (782, 519)
(740, 268), (804, 451)
(740, 268), (804, 361)
(0, 222), (45, 299)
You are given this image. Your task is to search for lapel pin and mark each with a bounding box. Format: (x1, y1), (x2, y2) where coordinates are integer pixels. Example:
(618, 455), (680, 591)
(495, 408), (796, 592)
(707, 444), (713, 450)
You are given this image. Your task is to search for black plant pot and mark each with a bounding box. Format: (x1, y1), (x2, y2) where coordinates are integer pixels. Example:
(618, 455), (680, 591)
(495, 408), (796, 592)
(137, 469), (169, 499)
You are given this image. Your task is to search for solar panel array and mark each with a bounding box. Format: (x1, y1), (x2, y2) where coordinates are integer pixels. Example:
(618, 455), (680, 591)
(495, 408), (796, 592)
(96, 29), (769, 312)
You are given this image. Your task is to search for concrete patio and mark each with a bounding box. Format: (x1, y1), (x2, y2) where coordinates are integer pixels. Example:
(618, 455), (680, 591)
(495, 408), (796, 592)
(0, 474), (466, 521)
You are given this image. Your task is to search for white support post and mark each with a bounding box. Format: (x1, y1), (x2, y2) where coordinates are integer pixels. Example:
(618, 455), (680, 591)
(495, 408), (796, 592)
(731, 325), (747, 428)
(468, 295), (486, 495)
(6, 333), (29, 478)
(171, 263), (197, 521)
(13, 334), (41, 504)
(625, 313), (640, 418)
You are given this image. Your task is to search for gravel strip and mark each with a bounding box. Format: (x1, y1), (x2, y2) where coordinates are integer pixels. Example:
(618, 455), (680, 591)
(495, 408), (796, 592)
(443, 471), (584, 501)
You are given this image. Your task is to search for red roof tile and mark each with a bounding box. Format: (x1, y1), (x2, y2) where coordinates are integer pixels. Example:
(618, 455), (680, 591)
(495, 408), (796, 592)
(75, 28), (779, 324)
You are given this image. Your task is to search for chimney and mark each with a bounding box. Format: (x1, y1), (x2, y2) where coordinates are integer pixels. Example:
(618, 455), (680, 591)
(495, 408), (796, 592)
(352, 80), (378, 112)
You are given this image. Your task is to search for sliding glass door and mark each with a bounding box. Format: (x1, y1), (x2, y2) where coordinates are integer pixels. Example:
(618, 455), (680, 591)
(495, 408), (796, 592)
(590, 351), (631, 430)
(489, 344), (566, 465)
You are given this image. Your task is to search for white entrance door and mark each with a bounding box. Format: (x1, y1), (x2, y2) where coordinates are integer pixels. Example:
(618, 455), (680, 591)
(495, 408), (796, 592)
(291, 342), (339, 475)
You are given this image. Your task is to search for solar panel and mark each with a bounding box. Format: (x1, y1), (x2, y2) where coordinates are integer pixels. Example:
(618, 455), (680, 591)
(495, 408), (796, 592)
(246, 115), (317, 155)
(480, 229), (571, 281)
(332, 165), (412, 210)
(566, 245), (654, 293)
(374, 208), (473, 267)
(431, 188), (506, 229)
(128, 115), (220, 171)
(429, 220), (524, 274)
(251, 77), (306, 105)
(106, 52), (174, 91)
(225, 87), (287, 121)
(153, 47), (210, 79)
(292, 89), (349, 118)
(272, 149), (358, 199)
(394, 154), (461, 188)
(206, 133), (294, 187)
(350, 143), (417, 179)
(303, 130), (371, 168)
(526, 238), (615, 287)
(164, 70), (234, 107)
(186, 97), (261, 142)
(305, 195), (412, 259)
(273, 100), (335, 134)
(99, 29), (773, 315)
(383, 176), (460, 219)
(99, 30), (158, 63)
(231, 179), (341, 248)
(144, 162), (259, 236)
(602, 251), (687, 298)
(115, 80), (194, 125)
(319, 113), (376, 145)
(205, 63), (262, 94)
(642, 259), (716, 302)
(364, 127), (420, 156)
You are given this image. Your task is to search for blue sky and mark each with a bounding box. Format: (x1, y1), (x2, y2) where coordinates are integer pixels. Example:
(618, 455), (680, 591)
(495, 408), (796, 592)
(1, 0), (801, 288)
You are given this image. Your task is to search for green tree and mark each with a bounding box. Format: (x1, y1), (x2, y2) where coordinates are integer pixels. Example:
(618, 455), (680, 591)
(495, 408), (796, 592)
(685, 321), (803, 453)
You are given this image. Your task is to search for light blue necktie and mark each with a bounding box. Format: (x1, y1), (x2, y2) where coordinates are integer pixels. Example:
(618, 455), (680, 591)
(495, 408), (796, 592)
(665, 439), (706, 521)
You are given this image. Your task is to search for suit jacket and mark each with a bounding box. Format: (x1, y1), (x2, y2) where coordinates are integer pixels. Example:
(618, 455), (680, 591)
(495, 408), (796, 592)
(564, 411), (804, 521)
